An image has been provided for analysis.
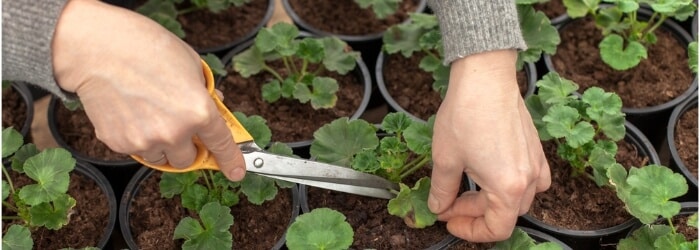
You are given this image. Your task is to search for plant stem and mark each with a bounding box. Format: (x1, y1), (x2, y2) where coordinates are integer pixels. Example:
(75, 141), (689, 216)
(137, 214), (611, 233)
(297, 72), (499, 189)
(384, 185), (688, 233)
(2, 167), (15, 194)
(311, 64), (326, 76)
(644, 14), (667, 41)
(2, 201), (18, 212)
(178, 6), (204, 15)
(399, 155), (430, 180)
(301, 59), (309, 76)
(262, 64), (284, 82)
(667, 217), (677, 235)
(202, 170), (214, 191)
(2, 216), (21, 220)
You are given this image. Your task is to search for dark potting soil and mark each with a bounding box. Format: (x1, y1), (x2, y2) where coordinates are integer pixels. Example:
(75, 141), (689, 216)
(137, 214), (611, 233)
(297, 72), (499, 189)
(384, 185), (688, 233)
(528, 140), (649, 230)
(286, 0), (420, 36)
(131, 0), (269, 51)
(533, 0), (566, 21)
(672, 213), (699, 241)
(54, 103), (131, 161)
(218, 60), (364, 143)
(382, 52), (532, 121)
(2, 170), (111, 249)
(128, 171), (293, 249)
(2, 86), (27, 133)
(550, 17), (694, 109)
(674, 107), (698, 179)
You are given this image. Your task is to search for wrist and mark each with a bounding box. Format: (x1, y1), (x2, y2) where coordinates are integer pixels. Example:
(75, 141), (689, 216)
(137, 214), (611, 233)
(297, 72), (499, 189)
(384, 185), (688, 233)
(444, 49), (520, 103)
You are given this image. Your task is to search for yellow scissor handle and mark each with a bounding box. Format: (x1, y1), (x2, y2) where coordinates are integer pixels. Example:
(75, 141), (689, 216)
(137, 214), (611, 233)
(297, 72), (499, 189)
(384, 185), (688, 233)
(131, 60), (254, 172)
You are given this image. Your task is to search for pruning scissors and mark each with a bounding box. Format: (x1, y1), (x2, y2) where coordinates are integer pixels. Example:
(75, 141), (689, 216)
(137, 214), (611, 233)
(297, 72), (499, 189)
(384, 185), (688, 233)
(131, 60), (398, 199)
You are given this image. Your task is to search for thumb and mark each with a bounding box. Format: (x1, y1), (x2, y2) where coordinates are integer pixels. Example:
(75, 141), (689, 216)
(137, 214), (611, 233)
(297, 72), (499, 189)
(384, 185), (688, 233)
(428, 162), (463, 214)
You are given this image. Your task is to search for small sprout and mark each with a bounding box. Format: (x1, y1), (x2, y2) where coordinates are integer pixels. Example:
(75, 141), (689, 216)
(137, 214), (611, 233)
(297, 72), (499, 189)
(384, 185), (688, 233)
(285, 208), (354, 250)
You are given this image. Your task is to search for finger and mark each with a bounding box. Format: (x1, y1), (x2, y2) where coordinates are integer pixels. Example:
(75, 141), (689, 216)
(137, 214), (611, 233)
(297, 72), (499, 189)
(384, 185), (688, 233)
(428, 162), (465, 214)
(518, 184), (537, 215)
(436, 191), (488, 221)
(197, 112), (245, 181)
(141, 152), (167, 166)
(163, 139), (198, 169)
(445, 194), (519, 242)
(519, 100), (551, 192)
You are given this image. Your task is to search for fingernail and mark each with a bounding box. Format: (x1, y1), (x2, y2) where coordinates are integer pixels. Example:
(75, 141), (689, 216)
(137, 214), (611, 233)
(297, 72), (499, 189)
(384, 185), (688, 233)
(428, 194), (440, 212)
(229, 168), (245, 181)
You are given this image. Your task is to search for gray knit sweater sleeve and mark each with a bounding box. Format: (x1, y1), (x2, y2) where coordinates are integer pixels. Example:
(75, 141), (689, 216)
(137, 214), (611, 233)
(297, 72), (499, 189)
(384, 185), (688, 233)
(427, 0), (527, 65)
(3, 0), (74, 99)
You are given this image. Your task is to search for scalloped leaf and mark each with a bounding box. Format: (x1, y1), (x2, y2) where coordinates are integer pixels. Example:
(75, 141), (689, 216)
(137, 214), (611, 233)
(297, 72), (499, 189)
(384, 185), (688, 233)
(28, 194), (76, 230)
(241, 174), (277, 205)
(310, 118), (379, 167)
(285, 208), (354, 250)
(173, 202), (233, 250)
(387, 177), (436, 228)
(18, 148), (75, 206)
(2, 224), (33, 250)
(599, 34), (647, 70)
(2, 127), (23, 158)
(159, 172), (200, 198)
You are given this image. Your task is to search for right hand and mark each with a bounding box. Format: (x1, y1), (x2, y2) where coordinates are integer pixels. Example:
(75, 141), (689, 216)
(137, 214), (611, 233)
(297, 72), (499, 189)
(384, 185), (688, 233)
(51, 0), (246, 181)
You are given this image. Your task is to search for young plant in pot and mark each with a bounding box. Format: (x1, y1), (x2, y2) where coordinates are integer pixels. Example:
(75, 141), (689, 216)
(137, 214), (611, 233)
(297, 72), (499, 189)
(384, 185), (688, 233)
(522, 72), (661, 248)
(220, 22), (371, 157)
(133, 0), (274, 54)
(545, 0), (698, 145)
(299, 112), (471, 248)
(119, 111), (300, 249)
(2, 127), (117, 249)
(376, 7), (558, 121)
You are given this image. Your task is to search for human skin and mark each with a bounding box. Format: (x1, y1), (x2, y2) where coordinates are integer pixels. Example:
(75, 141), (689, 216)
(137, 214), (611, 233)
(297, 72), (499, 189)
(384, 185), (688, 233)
(429, 49), (552, 242)
(51, 0), (246, 181)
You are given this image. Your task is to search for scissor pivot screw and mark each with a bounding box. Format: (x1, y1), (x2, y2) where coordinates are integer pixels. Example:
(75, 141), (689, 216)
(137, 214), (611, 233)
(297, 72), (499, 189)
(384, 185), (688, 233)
(253, 158), (264, 168)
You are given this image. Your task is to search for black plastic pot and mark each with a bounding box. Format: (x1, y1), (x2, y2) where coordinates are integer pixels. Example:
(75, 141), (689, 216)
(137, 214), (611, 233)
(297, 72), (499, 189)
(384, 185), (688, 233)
(443, 226), (573, 249)
(298, 174), (476, 250)
(375, 50), (539, 122)
(46, 96), (141, 204)
(3, 82), (34, 140)
(663, 93), (698, 201)
(519, 121), (661, 250)
(219, 32), (373, 158)
(119, 167), (301, 249)
(73, 160), (119, 249)
(543, 7), (698, 149)
(281, 0), (428, 72)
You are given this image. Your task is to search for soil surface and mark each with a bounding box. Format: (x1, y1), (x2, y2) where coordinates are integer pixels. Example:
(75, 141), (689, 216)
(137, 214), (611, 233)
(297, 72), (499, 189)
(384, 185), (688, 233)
(286, 0), (420, 36)
(533, 0), (566, 21)
(2, 86), (28, 133)
(218, 60), (365, 143)
(672, 213), (699, 241)
(528, 139), (649, 231)
(381, 52), (532, 121)
(53, 101), (132, 161)
(674, 107), (698, 179)
(132, 0), (270, 51)
(550, 16), (694, 109)
(127, 171), (294, 249)
(2, 169), (111, 249)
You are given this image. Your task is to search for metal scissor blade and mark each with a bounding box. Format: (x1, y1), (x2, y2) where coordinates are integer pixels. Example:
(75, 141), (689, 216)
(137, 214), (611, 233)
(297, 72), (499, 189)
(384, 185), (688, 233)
(255, 173), (396, 199)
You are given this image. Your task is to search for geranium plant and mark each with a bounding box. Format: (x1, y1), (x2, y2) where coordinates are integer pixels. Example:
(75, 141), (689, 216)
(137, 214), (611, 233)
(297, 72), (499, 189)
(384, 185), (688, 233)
(159, 112), (296, 249)
(562, 0), (697, 70)
(382, 9), (559, 98)
(285, 207), (354, 250)
(309, 112), (436, 228)
(1, 127), (77, 249)
(232, 22), (360, 109)
(136, 0), (251, 38)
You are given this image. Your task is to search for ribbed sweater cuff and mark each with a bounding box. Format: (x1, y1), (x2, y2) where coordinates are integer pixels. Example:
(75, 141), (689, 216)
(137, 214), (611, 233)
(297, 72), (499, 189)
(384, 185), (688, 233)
(2, 0), (75, 100)
(428, 0), (527, 65)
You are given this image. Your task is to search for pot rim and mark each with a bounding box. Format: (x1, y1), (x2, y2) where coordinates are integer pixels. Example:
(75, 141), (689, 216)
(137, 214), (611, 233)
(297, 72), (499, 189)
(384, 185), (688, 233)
(665, 92), (698, 188)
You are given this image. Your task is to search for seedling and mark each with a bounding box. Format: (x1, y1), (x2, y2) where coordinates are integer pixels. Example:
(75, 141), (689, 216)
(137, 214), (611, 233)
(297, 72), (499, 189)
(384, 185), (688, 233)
(160, 112), (296, 249)
(609, 164), (697, 249)
(382, 9), (559, 98)
(136, 0), (251, 38)
(354, 0), (401, 19)
(233, 22), (360, 109)
(2, 127), (77, 249)
(525, 72), (626, 186)
(310, 112), (436, 228)
(562, 0), (697, 70)
(285, 208), (354, 250)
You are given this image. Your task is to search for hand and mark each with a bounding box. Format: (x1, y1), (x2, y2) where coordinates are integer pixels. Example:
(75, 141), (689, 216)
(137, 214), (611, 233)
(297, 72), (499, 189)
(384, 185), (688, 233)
(428, 49), (551, 242)
(51, 0), (246, 181)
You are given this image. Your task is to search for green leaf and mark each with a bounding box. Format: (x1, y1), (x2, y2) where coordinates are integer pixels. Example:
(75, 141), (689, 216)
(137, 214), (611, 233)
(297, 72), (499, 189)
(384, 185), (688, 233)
(255, 23), (299, 56)
(173, 202), (233, 250)
(205, 0), (229, 13)
(595, 7), (629, 35)
(596, 112), (626, 141)
(297, 38), (325, 63)
(492, 227), (563, 250)
(525, 95), (554, 140)
(219, 189), (239, 207)
(2, 224), (33, 250)
(19, 148), (75, 205)
(201, 54), (227, 77)
(689, 213), (698, 228)
(29, 194), (76, 230)
(618, 225), (672, 250)
(308, 77), (339, 109)
(233, 112), (272, 148)
(431, 65), (450, 99)
(351, 149), (380, 173)
(404, 120), (433, 155)
(148, 12), (185, 38)
(321, 37), (358, 75)
(418, 29), (443, 51)
(563, 0), (600, 18)
(418, 54), (442, 73)
(354, 0), (400, 19)
(650, 0), (695, 15)
(536, 72), (579, 106)
(381, 112), (413, 135)
(589, 147), (617, 186)
(2, 180), (9, 201)
(387, 177), (436, 228)
(241, 174), (277, 205)
(261, 80), (283, 103)
(180, 184), (210, 211)
(232, 47), (265, 78)
(654, 233), (688, 249)
(11, 144), (40, 173)
(382, 13), (438, 57)
(599, 34), (648, 70)
(689, 41), (698, 73)
(517, 5), (560, 67)
(310, 118), (379, 167)
(159, 172), (200, 198)
(2, 127), (23, 158)
(581, 87), (623, 120)
(541, 105), (580, 137)
(285, 208), (354, 250)
(626, 165), (688, 223)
